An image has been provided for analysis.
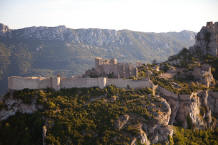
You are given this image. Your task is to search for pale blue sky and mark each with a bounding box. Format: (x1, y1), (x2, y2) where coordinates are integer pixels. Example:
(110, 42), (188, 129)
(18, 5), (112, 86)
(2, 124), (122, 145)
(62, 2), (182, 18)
(0, 0), (218, 32)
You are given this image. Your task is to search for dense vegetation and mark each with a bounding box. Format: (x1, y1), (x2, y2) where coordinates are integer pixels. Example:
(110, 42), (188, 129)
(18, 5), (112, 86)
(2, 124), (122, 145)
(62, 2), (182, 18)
(0, 87), (217, 145)
(0, 113), (43, 145)
(173, 127), (218, 145)
(0, 87), (155, 145)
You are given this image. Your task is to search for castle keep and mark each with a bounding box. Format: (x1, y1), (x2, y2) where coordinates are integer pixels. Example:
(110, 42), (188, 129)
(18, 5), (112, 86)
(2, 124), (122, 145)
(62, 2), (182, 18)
(84, 57), (138, 78)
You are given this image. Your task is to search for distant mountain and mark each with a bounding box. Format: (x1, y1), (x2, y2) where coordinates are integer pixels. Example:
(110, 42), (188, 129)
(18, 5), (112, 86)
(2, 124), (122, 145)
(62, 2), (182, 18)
(0, 23), (195, 95)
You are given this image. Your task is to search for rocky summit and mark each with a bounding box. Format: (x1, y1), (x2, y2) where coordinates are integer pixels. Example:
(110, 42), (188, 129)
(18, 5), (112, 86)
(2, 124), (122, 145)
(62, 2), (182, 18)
(190, 22), (218, 57)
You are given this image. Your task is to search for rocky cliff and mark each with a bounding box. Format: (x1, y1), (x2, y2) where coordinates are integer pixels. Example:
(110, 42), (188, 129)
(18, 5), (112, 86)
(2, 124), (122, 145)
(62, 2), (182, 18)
(189, 22), (218, 57)
(155, 22), (218, 130)
(157, 87), (217, 129)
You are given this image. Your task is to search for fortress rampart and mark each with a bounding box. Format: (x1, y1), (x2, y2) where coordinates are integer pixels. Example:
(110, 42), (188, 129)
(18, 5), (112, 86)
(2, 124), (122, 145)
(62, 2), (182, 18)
(8, 57), (147, 91)
(8, 76), (152, 91)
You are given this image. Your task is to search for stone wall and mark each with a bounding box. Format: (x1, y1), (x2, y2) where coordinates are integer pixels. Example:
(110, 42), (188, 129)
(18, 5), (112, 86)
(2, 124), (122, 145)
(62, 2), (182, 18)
(107, 78), (152, 88)
(8, 76), (51, 90)
(8, 76), (152, 91)
(61, 77), (106, 89)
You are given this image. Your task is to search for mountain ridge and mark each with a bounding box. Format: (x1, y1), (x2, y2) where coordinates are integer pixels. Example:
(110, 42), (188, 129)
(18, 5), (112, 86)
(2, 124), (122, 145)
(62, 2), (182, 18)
(0, 23), (195, 42)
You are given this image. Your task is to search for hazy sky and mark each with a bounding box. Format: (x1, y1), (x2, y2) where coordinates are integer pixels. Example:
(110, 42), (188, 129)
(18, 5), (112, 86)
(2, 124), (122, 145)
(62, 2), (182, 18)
(0, 0), (218, 32)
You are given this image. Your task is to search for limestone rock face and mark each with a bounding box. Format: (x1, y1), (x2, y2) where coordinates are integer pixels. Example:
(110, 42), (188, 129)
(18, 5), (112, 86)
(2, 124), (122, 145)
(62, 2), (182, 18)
(192, 64), (215, 87)
(113, 95), (173, 144)
(143, 123), (173, 144)
(130, 123), (150, 145)
(158, 87), (215, 129)
(0, 96), (42, 121)
(177, 93), (205, 128)
(153, 96), (171, 126)
(190, 22), (218, 57)
(141, 97), (172, 144)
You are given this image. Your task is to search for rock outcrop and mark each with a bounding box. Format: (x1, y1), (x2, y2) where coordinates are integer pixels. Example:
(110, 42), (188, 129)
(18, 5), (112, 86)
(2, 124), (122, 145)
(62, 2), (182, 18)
(130, 123), (150, 145)
(157, 86), (216, 129)
(192, 64), (215, 87)
(113, 94), (173, 144)
(190, 22), (218, 57)
(144, 124), (173, 144)
(0, 95), (42, 121)
(143, 96), (173, 144)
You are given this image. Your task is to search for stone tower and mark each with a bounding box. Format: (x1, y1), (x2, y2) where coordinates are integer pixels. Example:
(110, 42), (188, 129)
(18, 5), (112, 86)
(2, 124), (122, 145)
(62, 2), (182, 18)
(95, 57), (102, 67)
(51, 75), (61, 90)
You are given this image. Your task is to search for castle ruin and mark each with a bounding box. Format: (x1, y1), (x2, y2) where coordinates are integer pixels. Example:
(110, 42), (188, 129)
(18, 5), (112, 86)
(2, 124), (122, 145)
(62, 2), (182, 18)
(8, 57), (151, 91)
(84, 57), (138, 78)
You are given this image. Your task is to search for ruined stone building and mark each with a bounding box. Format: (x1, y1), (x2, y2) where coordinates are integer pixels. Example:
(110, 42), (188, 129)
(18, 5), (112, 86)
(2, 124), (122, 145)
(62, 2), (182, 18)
(84, 57), (138, 78)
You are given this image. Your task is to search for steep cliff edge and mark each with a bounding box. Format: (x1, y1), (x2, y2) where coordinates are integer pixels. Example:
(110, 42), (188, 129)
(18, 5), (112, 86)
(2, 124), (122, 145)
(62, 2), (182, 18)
(189, 22), (218, 57)
(157, 87), (217, 129)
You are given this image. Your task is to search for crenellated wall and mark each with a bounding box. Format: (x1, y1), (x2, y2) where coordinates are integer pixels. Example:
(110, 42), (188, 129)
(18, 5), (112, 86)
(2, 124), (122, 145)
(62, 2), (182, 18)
(8, 76), (152, 91)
